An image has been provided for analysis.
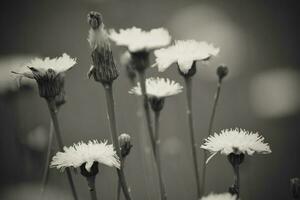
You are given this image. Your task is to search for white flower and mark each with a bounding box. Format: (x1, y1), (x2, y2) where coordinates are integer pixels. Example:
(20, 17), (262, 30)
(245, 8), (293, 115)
(12, 53), (76, 79)
(109, 27), (171, 52)
(201, 128), (271, 163)
(51, 140), (120, 172)
(154, 40), (220, 74)
(201, 193), (237, 200)
(129, 77), (183, 98)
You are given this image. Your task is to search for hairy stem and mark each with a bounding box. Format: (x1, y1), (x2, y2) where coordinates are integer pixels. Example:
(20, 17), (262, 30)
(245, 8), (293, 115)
(40, 120), (54, 197)
(104, 84), (132, 200)
(154, 111), (167, 200)
(200, 80), (223, 196)
(46, 100), (78, 200)
(184, 77), (201, 199)
(233, 164), (240, 199)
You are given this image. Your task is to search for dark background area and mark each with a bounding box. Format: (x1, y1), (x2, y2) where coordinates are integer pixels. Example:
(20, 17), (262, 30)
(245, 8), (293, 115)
(0, 0), (300, 199)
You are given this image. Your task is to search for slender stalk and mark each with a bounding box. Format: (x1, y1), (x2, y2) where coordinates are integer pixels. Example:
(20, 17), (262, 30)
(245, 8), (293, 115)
(46, 100), (78, 200)
(200, 80), (223, 196)
(116, 159), (125, 200)
(86, 176), (98, 200)
(103, 84), (132, 200)
(137, 70), (156, 153)
(233, 164), (240, 199)
(184, 77), (201, 199)
(41, 121), (54, 197)
(154, 111), (167, 200)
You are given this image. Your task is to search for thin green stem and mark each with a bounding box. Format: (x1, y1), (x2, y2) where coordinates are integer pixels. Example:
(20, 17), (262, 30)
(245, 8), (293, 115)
(200, 80), (222, 196)
(41, 120), (54, 197)
(103, 84), (132, 200)
(86, 176), (98, 200)
(46, 100), (78, 200)
(184, 77), (201, 199)
(154, 111), (167, 200)
(137, 70), (156, 154)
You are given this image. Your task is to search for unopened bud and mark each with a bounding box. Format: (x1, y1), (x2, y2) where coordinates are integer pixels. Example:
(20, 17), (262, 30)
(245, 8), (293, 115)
(118, 133), (132, 158)
(291, 177), (300, 199)
(217, 65), (228, 81)
(88, 11), (103, 30)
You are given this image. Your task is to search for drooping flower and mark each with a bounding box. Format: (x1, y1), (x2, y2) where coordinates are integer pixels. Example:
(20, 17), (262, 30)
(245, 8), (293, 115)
(201, 128), (271, 163)
(87, 11), (119, 84)
(129, 77), (183, 99)
(201, 193), (237, 200)
(51, 140), (120, 172)
(154, 40), (219, 74)
(109, 27), (171, 53)
(11, 53), (76, 99)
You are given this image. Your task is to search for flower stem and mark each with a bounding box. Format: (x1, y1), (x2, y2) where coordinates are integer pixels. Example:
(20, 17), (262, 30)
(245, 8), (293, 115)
(103, 84), (132, 200)
(154, 111), (167, 200)
(233, 164), (240, 199)
(46, 100), (78, 200)
(116, 159), (125, 200)
(40, 120), (54, 197)
(86, 176), (98, 200)
(200, 80), (223, 196)
(184, 77), (201, 199)
(137, 70), (156, 153)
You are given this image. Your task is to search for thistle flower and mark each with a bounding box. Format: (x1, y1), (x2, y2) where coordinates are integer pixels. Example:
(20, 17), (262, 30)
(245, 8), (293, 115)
(87, 11), (118, 85)
(11, 53), (76, 99)
(51, 140), (120, 172)
(201, 193), (237, 200)
(154, 40), (219, 75)
(109, 27), (171, 53)
(129, 77), (183, 99)
(201, 128), (271, 163)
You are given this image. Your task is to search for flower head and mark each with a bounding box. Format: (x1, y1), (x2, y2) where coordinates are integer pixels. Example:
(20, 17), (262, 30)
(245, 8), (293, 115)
(201, 193), (236, 200)
(51, 140), (120, 172)
(129, 77), (183, 99)
(201, 128), (271, 162)
(109, 27), (171, 53)
(154, 40), (219, 74)
(11, 53), (76, 99)
(87, 11), (118, 84)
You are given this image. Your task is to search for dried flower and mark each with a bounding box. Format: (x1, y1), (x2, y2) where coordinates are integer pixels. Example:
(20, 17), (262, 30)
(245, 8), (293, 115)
(129, 77), (183, 99)
(109, 27), (171, 53)
(87, 11), (118, 85)
(118, 133), (132, 158)
(153, 40), (219, 75)
(201, 128), (271, 163)
(11, 53), (76, 99)
(201, 193), (237, 200)
(51, 140), (120, 172)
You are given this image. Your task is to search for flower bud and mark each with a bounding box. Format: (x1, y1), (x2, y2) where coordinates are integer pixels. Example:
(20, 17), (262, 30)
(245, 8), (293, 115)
(120, 51), (136, 83)
(291, 177), (300, 199)
(80, 162), (99, 177)
(87, 11), (102, 30)
(118, 133), (132, 158)
(149, 97), (165, 112)
(217, 65), (228, 81)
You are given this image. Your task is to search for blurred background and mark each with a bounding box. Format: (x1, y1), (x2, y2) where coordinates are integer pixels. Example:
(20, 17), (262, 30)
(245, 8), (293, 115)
(0, 0), (300, 199)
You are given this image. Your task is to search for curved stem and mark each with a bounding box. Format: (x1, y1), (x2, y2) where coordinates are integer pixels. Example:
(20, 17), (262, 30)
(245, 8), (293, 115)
(46, 100), (78, 200)
(154, 111), (167, 200)
(184, 77), (201, 199)
(200, 80), (222, 196)
(41, 120), (54, 197)
(104, 84), (132, 200)
(86, 176), (98, 200)
(137, 70), (156, 154)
